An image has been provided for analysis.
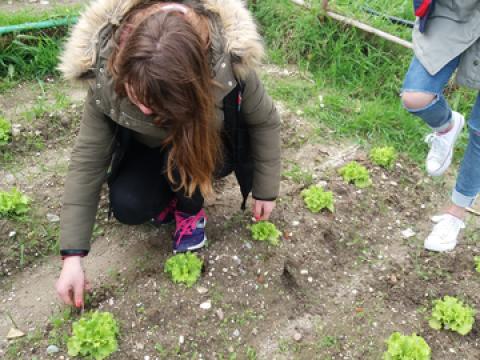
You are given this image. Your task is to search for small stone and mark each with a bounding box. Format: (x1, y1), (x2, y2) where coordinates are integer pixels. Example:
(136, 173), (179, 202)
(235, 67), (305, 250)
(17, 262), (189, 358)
(6, 328), (25, 339)
(8, 231), (16, 238)
(46, 213), (60, 223)
(196, 287), (208, 294)
(135, 342), (144, 350)
(233, 329), (240, 337)
(215, 309), (224, 321)
(12, 124), (22, 137)
(179, 335), (185, 345)
(300, 269), (308, 275)
(292, 220), (300, 227)
(401, 228), (416, 239)
(40, 0), (49, 4)
(200, 301), (212, 310)
(60, 116), (71, 127)
(46, 345), (59, 354)
(293, 333), (302, 342)
(307, 276), (313, 283)
(144, 356), (150, 360)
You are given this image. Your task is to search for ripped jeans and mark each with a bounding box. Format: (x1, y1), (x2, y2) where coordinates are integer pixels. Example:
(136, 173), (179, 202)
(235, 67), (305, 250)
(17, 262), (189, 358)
(402, 55), (480, 208)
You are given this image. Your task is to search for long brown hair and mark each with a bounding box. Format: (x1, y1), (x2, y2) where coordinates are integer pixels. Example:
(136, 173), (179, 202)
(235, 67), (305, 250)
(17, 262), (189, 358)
(109, 6), (220, 198)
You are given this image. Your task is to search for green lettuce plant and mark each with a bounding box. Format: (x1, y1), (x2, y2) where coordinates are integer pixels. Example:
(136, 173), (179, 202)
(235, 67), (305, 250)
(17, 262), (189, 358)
(164, 252), (203, 287)
(67, 311), (119, 360)
(383, 332), (431, 360)
(250, 221), (282, 246)
(429, 296), (476, 335)
(0, 116), (11, 146)
(370, 146), (397, 169)
(338, 161), (372, 188)
(301, 185), (334, 213)
(0, 188), (30, 217)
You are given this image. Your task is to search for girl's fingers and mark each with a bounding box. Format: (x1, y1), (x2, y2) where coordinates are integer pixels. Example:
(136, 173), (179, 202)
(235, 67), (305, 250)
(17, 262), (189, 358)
(57, 286), (74, 306)
(253, 200), (263, 220)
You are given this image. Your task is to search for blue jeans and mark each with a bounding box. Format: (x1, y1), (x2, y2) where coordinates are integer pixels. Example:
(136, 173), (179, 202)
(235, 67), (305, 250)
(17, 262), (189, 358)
(402, 55), (480, 208)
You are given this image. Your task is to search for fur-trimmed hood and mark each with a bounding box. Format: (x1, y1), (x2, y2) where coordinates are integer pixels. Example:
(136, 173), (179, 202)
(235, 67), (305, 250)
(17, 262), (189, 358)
(59, 0), (264, 82)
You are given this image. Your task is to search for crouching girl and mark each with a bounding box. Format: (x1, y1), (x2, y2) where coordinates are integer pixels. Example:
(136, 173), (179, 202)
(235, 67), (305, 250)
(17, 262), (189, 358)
(55, 0), (280, 307)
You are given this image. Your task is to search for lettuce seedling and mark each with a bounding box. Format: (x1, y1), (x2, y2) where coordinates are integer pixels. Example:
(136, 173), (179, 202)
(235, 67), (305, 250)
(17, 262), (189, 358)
(429, 296), (476, 335)
(164, 252), (203, 287)
(383, 332), (431, 360)
(370, 146), (397, 169)
(0, 116), (11, 146)
(338, 161), (372, 188)
(67, 311), (119, 360)
(474, 256), (480, 273)
(250, 221), (282, 246)
(0, 188), (30, 218)
(301, 185), (334, 213)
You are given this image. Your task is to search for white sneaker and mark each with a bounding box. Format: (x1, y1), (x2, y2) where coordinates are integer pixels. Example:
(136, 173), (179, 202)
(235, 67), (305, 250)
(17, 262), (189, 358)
(424, 214), (465, 252)
(424, 111), (465, 177)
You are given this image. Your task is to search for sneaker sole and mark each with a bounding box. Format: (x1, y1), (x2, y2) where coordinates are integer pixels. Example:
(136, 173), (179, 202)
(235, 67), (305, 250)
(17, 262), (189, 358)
(427, 114), (465, 177)
(173, 235), (207, 254)
(424, 240), (457, 252)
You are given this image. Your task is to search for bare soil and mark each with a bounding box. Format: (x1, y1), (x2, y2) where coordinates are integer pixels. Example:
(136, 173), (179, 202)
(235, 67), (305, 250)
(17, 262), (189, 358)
(1, 68), (480, 360)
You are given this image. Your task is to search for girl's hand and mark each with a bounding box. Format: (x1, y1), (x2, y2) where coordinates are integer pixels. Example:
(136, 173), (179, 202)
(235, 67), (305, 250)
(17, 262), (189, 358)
(55, 256), (90, 308)
(252, 199), (276, 221)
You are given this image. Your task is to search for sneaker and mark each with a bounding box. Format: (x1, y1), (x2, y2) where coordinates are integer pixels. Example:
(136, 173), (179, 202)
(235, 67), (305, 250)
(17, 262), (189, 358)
(424, 214), (465, 252)
(173, 209), (207, 253)
(152, 198), (177, 226)
(424, 111), (465, 177)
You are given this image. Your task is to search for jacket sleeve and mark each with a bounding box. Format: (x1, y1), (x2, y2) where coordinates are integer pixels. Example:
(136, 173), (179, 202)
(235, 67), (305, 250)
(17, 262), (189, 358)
(241, 70), (281, 200)
(60, 89), (116, 254)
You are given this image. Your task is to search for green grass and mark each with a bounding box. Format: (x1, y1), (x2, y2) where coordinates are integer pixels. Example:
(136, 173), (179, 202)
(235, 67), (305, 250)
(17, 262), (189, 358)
(0, 5), (83, 92)
(0, 4), (82, 26)
(0, 33), (65, 91)
(331, 0), (414, 40)
(251, 0), (475, 162)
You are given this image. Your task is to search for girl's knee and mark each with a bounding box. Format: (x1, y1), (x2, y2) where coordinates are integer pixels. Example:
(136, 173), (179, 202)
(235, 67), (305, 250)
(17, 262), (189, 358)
(110, 192), (146, 225)
(401, 91), (436, 111)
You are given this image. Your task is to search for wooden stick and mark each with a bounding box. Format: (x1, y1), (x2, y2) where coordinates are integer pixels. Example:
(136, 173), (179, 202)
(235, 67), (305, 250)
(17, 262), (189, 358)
(290, 0), (413, 49)
(467, 207), (480, 217)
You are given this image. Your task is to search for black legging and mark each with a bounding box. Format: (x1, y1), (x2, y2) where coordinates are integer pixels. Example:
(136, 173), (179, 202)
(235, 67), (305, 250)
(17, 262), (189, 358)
(109, 139), (232, 225)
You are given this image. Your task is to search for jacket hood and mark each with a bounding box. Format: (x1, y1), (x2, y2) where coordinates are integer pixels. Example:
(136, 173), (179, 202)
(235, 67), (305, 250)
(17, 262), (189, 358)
(59, 0), (265, 81)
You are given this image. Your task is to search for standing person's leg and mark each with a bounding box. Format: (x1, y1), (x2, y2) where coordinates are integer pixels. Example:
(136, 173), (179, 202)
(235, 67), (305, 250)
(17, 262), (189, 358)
(401, 56), (464, 176)
(425, 92), (480, 251)
(452, 93), (480, 208)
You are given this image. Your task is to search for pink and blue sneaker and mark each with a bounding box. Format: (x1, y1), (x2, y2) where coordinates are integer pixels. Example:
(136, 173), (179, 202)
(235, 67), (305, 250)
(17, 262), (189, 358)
(152, 198), (177, 226)
(173, 209), (207, 253)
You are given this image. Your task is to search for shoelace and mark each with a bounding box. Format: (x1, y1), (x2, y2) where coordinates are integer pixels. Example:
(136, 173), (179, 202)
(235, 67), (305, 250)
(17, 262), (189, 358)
(425, 133), (449, 160)
(175, 211), (205, 246)
(156, 198), (177, 221)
